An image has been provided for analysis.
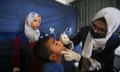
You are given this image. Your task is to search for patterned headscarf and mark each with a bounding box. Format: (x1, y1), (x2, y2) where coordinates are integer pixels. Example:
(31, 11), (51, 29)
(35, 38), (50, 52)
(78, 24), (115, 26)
(24, 12), (40, 42)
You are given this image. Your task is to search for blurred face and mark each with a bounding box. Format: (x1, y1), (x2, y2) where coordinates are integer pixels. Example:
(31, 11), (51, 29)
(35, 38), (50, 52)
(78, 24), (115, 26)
(90, 20), (107, 38)
(46, 37), (66, 56)
(31, 16), (41, 30)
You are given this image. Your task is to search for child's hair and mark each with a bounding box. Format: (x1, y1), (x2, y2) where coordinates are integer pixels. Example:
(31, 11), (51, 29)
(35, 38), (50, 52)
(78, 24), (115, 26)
(33, 36), (51, 62)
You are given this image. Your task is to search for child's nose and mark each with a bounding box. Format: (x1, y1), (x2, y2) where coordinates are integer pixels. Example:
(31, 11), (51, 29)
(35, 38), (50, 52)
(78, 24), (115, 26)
(57, 41), (62, 45)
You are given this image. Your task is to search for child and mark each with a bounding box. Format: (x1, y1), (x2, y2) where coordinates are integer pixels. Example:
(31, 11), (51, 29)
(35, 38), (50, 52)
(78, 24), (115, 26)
(33, 36), (84, 72)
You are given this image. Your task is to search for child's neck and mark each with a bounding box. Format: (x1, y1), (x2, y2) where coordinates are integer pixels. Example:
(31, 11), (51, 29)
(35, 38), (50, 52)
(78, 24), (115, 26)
(55, 56), (62, 64)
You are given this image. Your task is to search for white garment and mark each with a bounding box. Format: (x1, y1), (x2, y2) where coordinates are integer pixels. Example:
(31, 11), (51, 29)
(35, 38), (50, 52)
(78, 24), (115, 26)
(82, 7), (120, 58)
(24, 12), (40, 42)
(115, 45), (120, 56)
(55, 0), (75, 5)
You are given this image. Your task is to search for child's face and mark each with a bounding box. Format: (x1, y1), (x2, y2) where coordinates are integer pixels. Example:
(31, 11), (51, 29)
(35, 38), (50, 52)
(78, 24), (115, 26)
(31, 16), (41, 30)
(46, 37), (66, 56)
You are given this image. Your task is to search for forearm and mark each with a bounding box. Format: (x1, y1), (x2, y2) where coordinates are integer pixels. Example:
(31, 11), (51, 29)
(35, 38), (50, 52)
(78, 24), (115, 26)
(79, 56), (91, 72)
(12, 36), (21, 67)
(12, 36), (21, 72)
(71, 33), (82, 46)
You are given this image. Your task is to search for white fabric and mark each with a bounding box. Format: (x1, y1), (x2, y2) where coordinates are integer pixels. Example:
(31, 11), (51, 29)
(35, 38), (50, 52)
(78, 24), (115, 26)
(24, 12), (40, 42)
(55, 0), (75, 5)
(82, 32), (94, 58)
(115, 45), (120, 56)
(82, 7), (120, 58)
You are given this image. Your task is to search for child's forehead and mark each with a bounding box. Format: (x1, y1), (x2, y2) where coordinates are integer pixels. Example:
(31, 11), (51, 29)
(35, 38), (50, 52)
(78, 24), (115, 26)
(45, 37), (55, 47)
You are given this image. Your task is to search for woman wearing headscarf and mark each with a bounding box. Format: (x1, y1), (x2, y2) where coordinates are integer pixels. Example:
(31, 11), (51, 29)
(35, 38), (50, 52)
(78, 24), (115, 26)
(61, 7), (120, 72)
(12, 12), (46, 72)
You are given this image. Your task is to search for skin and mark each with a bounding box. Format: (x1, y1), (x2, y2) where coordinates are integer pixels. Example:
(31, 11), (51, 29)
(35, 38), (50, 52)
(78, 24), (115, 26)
(45, 37), (67, 64)
(31, 16), (41, 30)
(92, 20), (107, 36)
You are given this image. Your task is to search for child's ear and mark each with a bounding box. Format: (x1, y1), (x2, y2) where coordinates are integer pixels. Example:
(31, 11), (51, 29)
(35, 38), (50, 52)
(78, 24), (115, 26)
(49, 54), (57, 61)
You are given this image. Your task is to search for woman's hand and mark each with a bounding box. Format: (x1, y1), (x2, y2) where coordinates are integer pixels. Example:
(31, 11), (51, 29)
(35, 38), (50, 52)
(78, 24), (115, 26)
(13, 67), (20, 72)
(60, 33), (74, 49)
(61, 49), (81, 62)
(89, 58), (102, 71)
(60, 32), (70, 45)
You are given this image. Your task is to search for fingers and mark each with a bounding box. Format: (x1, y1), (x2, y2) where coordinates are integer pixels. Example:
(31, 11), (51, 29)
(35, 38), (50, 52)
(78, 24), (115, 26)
(61, 50), (74, 61)
(60, 33), (70, 45)
(61, 49), (81, 62)
(61, 50), (72, 56)
(61, 51), (68, 55)
(61, 49), (72, 54)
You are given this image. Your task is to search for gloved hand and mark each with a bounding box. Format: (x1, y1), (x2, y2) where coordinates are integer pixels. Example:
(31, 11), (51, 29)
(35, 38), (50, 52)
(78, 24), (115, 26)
(61, 49), (81, 62)
(60, 32), (74, 49)
(89, 58), (102, 71)
(13, 67), (20, 72)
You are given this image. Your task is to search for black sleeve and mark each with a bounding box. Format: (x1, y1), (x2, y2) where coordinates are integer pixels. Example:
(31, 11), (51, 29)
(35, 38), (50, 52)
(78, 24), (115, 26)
(93, 37), (120, 71)
(71, 27), (89, 46)
(71, 31), (82, 46)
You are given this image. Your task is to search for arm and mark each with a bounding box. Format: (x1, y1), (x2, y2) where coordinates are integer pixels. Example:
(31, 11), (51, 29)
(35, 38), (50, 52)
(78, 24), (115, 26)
(78, 56), (91, 72)
(96, 38), (120, 70)
(60, 27), (89, 49)
(60, 33), (74, 49)
(71, 29), (82, 46)
(62, 49), (101, 71)
(11, 36), (21, 72)
(61, 49), (91, 71)
(79, 37), (120, 72)
(83, 35), (119, 72)
(71, 27), (89, 46)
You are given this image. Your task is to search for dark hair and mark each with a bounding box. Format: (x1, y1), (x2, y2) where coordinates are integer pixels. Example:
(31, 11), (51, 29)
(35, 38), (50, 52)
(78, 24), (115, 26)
(95, 17), (107, 24)
(33, 36), (51, 62)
